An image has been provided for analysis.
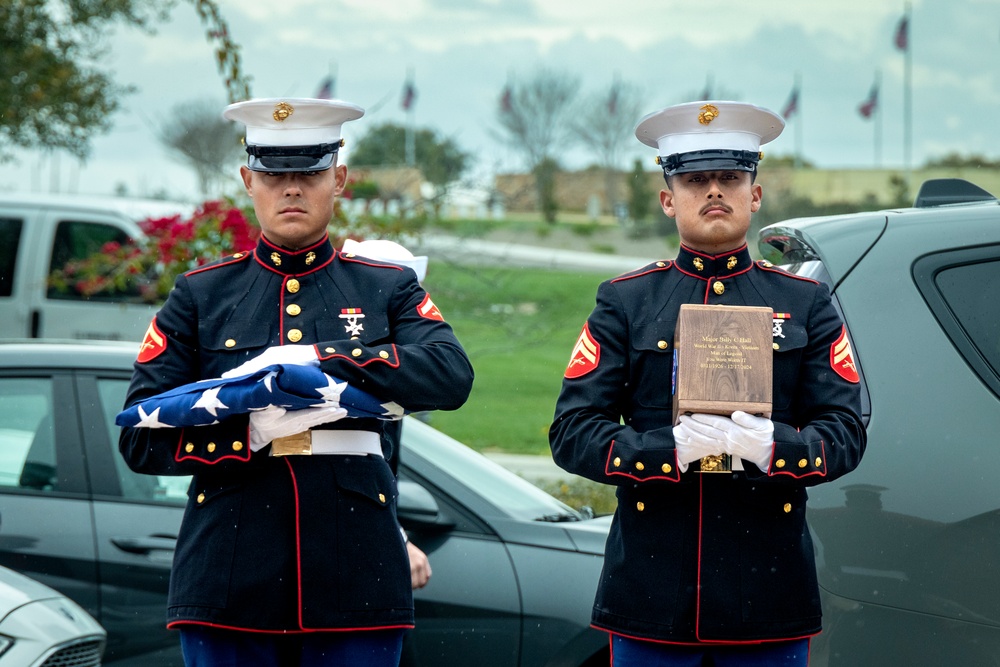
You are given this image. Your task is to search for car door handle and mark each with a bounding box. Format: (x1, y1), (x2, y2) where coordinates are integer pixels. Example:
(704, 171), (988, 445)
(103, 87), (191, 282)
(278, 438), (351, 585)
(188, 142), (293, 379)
(111, 535), (177, 556)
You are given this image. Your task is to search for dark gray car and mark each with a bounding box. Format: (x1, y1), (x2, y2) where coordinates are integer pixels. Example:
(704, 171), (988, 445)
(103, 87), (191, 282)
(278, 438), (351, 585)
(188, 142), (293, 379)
(759, 178), (1000, 665)
(0, 340), (610, 666)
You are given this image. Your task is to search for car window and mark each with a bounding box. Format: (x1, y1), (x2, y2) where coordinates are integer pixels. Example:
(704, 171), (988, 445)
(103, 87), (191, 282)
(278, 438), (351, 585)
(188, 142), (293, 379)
(933, 260), (1000, 373)
(0, 218), (21, 298)
(97, 377), (191, 504)
(402, 417), (580, 521)
(913, 247), (1000, 399)
(47, 220), (138, 301)
(0, 377), (57, 491)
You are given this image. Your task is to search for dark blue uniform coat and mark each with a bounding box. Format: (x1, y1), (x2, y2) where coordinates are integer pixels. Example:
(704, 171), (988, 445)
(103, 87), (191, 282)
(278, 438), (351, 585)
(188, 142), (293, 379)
(549, 244), (865, 644)
(120, 234), (473, 634)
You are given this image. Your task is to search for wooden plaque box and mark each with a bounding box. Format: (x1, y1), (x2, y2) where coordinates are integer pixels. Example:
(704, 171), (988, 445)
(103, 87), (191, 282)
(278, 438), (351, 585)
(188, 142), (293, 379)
(672, 304), (773, 424)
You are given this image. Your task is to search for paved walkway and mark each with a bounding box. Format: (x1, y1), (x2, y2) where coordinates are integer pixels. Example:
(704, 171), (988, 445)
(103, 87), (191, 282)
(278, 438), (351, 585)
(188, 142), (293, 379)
(411, 234), (658, 275)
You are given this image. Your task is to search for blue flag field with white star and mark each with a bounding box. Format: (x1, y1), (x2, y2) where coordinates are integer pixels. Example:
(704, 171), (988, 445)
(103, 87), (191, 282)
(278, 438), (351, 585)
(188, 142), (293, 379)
(116, 364), (404, 429)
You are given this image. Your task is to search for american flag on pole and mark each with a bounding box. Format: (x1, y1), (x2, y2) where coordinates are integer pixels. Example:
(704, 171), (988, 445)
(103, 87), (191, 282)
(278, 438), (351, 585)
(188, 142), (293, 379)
(894, 14), (909, 51)
(401, 80), (416, 111)
(116, 365), (404, 429)
(858, 82), (879, 119)
(315, 75), (335, 100)
(781, 85), (799, 120)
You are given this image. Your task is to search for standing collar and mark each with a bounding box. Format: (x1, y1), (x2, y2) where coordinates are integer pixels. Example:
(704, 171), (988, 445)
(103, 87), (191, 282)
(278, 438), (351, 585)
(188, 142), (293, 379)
(675, 243), (753, 279)
(255, 234), (335, 275)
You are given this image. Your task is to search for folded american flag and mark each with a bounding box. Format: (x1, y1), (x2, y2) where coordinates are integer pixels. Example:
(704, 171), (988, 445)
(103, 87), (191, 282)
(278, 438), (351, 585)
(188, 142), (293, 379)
(116, 364), (404, 428)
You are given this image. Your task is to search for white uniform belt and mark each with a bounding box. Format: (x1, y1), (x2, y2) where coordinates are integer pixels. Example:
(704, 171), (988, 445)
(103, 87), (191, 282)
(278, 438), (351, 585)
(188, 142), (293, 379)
(270, 430), (383, 457)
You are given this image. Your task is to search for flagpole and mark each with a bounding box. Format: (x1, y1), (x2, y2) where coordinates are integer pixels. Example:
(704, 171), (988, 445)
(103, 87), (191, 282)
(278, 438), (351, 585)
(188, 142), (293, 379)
(793, 72), (802, 169)
(903, 2), (912, 182)
(875, 69), (882, 168)
(405, 67), (415, 167)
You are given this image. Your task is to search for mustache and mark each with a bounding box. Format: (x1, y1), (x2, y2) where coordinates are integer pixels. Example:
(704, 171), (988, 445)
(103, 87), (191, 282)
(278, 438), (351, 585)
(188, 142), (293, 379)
(700, 202), (733, 215)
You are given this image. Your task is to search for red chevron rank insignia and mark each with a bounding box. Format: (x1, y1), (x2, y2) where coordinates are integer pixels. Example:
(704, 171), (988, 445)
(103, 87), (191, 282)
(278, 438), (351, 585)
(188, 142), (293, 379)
(137, 317), (167, 363)
(417, 294), (444, 321)
(830, 325), (859, 383)
(565, 323), (600, 379)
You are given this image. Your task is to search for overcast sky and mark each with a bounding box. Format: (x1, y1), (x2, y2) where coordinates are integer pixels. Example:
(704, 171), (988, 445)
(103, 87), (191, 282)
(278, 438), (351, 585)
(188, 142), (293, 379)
(4, 0), (999, 202)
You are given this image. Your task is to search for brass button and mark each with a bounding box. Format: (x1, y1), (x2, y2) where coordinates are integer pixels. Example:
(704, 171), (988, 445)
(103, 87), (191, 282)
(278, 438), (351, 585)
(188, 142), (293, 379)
(286, 304), (301, 316)
(763, 260), (773, 268)
(662, 463), (672, 474)
(232, 441), (244, 451)
(233, 252), (244, 259)
(378, 493), (386, 504)
(798, 458), (808, 468)
(775, 458), (786, 468)
(185, 443), (194, 453)
(325, 347), (335, 354)
(783, 503), (792, 513)
(713, 281), (725, 295)
(379, 350), (389, 359)
(225, 338), (236, 348)
(345, 253), (356, 258)
(656, 261), (665, 267)
(773, 343), (780, 350)
(657, 340), (668, 350)
(207, 443), (216, 453)
(197, 493), (206, 504)
(287, 329), (303, 343)
(287, 279), (300, 293)
(815, 457), (823, 467)
(351, 348), (362, 357)
(613, 457), (621, 467)
(636, 502), (645, 512)
(635, 462), (645, 471)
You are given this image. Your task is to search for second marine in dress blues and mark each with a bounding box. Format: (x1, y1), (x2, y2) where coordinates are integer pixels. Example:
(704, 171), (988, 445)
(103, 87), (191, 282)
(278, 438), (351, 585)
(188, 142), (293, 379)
(549, 101), (866, 661)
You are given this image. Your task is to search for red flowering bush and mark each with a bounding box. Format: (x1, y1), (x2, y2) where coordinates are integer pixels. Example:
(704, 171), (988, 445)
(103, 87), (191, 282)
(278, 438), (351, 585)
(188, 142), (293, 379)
(48, 200), (260, 304)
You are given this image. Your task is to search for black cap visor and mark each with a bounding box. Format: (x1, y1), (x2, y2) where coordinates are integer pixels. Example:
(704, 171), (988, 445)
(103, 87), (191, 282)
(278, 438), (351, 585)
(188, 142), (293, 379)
(245, 143), (339, 173)
(660, 149), (760, 176)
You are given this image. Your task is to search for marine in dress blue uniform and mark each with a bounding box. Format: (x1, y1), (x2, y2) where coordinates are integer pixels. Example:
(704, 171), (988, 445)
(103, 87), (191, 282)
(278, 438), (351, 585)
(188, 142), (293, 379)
(549, 101), (866, 665)
(120, 98), (473, 666)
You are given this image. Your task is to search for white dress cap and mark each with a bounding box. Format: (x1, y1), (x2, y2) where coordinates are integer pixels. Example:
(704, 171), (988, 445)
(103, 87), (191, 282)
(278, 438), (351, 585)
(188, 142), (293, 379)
(634, 101), (784, 175)
(223, 97), (365, 172)
(342, 239), (428, 283)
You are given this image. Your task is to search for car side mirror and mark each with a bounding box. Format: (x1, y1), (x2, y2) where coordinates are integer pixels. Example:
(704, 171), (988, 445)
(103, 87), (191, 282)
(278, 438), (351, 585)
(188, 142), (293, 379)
(397, 480), (455, 532)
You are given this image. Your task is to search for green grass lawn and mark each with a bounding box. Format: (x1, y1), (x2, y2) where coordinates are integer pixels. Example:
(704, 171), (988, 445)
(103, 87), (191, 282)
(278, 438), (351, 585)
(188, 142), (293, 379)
(420, 259), (609, 455)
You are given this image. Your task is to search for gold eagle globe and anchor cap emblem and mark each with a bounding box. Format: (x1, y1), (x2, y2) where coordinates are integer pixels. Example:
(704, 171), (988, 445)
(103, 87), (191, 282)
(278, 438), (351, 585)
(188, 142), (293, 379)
(697, 104), (720, 125)
(272, 102), (294, 122)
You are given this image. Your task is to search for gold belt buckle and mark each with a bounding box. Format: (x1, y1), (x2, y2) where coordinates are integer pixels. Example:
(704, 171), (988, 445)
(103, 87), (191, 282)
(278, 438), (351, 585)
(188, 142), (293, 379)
(270, 430), (313, 456)
(697, 453), (732, 473)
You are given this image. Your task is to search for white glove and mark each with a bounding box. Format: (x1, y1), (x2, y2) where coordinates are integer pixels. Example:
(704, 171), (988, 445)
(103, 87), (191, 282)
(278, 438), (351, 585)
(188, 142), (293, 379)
(673, 415), (728, 473)
(249, 404), (348, 451)
(222, 344), (319, 379)
(688, 411), (775, 471)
